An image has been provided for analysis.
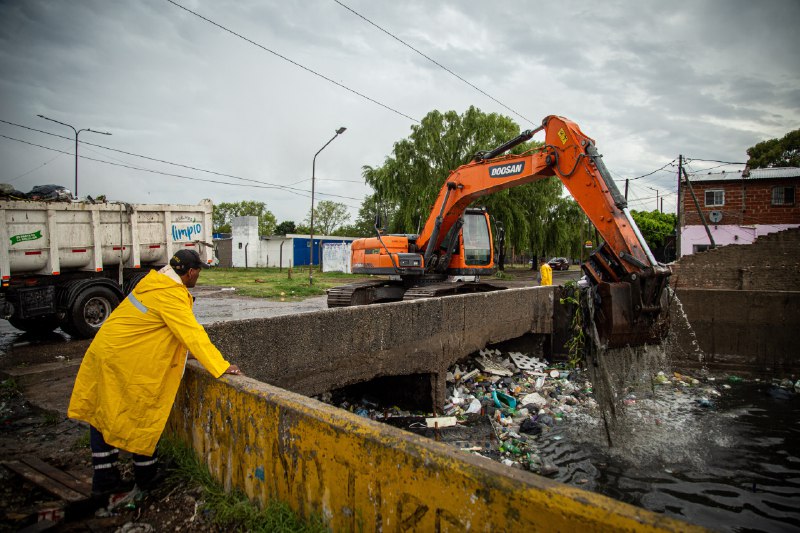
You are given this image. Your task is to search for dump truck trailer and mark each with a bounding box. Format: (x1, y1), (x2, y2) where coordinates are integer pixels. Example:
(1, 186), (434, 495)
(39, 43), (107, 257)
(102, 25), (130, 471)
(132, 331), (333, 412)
(0, 199), (214, 338)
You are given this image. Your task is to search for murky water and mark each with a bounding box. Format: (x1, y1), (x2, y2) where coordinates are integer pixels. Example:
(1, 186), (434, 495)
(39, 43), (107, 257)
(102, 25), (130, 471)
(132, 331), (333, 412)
(561, 289), (800, 531)
(327, 288), (799, 532)
(544, 380), (800, 532)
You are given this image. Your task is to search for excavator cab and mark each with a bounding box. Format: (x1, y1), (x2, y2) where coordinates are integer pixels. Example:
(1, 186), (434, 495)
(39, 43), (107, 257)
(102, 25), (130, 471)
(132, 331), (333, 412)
(438, 208), (495, 276)
(461, 210), (493, 267)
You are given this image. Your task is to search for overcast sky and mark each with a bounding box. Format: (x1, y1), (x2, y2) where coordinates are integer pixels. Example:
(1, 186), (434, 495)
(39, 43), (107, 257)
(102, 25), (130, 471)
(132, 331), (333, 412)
(1, 0), (798, 224)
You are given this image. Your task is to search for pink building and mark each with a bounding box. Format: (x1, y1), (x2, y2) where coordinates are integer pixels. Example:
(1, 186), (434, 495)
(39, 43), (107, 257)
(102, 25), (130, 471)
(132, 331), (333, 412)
(679, 167), (800, 257)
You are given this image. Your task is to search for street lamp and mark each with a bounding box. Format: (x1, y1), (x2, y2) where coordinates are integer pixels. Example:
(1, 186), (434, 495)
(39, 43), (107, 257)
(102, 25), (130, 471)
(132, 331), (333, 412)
(37, 115), (111, 199)
(309, 126), (346, 285)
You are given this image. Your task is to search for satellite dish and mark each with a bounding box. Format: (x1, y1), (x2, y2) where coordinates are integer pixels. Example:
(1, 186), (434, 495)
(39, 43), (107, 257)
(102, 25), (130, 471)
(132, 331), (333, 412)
(709, 210), (723, 223)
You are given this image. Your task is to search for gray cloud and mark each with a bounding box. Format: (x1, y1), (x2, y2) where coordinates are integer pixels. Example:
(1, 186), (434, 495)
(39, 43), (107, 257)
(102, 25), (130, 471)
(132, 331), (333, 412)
(1, 0), (798, 222)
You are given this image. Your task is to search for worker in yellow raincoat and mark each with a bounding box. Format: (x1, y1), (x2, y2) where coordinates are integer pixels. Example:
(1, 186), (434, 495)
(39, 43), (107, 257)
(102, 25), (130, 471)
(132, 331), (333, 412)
(538, 257), (553, 286)
(68, 249), (242, 497)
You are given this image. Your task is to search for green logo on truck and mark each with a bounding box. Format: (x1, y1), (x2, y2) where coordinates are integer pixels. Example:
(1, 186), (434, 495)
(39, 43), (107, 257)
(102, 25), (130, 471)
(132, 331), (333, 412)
(10, 231), (42, 245)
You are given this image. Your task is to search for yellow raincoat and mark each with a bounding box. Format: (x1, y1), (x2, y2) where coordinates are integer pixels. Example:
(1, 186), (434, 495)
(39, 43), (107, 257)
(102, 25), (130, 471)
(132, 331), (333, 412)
(68, 266), (230, 456)
(539, 262), (553, 286)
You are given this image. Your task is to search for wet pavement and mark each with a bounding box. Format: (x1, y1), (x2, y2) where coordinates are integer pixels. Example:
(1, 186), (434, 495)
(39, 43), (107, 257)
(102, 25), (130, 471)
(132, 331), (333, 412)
(188, 287), (329, 324)
(1, 288), (329, 356)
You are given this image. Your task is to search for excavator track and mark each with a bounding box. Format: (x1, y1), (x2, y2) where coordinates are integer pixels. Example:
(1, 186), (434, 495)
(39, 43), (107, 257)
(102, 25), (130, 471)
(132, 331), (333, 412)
(328, 280), (507, 307)
(327, 279), (404, 307)
(402, 282), (505, 301)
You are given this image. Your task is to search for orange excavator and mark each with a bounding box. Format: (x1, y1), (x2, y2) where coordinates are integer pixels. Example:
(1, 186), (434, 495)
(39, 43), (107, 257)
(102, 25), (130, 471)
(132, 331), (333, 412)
(327, 115), (671, 348)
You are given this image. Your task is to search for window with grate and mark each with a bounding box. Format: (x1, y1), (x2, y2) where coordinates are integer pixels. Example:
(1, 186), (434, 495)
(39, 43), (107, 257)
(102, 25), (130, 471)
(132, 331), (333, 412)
(771, 186), (795, 206)
(704, 189), (724, 207)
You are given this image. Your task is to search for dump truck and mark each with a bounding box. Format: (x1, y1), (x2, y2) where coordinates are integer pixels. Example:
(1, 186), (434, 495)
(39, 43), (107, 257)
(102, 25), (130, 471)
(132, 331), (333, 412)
(328, 115), (671, 348)
(0, 199), (214, 338)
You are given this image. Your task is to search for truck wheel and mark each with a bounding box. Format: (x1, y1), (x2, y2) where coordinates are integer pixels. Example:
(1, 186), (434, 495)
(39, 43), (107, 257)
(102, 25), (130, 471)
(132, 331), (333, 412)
(8, 314), (59, 335)
(67, 286), (120, 339)
(124, 272), (148, 295)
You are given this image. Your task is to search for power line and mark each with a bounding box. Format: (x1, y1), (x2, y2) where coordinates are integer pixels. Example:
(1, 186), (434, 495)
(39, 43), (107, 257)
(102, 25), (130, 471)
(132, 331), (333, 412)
(287, 177), (365, 186)
(611, 159), (677, 183)
(164, 0), (419, 123)
(685, 158), (746, 165)
(1, 118), (360, 200)
(4, 153), (62, 182)
(630, 159), (678, 181)
(627, 191), (676, 203)
(0, 133), (363, 207)
(332, 0), (536, 127)
(684, 162), (745, 174)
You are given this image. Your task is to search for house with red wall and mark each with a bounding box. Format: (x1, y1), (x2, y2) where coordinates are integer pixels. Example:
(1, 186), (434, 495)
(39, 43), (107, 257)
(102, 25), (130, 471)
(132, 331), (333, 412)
(679, 166), (800, 256)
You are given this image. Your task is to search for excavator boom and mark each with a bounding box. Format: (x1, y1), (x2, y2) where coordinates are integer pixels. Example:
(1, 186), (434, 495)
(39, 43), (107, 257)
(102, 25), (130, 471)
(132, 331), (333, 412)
(331, 116), (672, 348)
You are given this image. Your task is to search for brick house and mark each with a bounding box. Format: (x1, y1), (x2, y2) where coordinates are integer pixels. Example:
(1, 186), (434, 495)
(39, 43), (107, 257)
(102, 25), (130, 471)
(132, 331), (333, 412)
(678, 166), (800, 256)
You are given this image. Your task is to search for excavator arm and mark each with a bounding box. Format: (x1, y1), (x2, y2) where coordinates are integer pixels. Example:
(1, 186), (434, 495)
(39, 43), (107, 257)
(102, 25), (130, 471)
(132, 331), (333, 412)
(416, 115), (671, 347)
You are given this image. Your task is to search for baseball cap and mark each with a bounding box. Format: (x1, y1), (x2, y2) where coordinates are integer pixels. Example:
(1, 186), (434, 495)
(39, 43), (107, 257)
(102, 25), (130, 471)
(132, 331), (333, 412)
(170, 249), (209, 274)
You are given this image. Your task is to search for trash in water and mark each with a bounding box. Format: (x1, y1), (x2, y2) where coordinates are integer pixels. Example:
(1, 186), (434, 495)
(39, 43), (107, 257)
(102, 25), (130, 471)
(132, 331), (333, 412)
(426, 416), (457, 428)
(312, 337), (799, 532)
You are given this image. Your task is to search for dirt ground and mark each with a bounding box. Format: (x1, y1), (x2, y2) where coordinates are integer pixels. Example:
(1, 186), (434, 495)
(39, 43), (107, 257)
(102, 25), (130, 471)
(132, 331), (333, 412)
(0, 267), (570, 531)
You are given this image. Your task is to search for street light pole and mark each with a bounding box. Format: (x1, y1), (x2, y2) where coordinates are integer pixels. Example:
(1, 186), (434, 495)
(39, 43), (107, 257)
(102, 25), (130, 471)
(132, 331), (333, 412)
(309, 126), (346, 285)
(37, 115), (111, 199)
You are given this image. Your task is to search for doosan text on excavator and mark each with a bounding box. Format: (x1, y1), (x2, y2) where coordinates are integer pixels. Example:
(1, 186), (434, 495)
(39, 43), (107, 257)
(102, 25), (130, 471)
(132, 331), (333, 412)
(327, 115), (672, 349)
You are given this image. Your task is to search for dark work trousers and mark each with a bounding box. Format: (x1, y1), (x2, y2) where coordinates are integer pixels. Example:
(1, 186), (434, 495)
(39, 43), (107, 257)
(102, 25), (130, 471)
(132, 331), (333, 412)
(90, 425), (158, 493)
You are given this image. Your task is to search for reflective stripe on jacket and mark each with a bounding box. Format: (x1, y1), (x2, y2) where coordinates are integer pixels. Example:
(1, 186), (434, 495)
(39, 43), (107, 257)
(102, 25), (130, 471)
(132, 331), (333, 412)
(68, 267), (230, 455)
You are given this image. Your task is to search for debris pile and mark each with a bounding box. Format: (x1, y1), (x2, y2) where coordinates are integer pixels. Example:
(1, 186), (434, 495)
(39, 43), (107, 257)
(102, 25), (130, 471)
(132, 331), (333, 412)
(316, 349), (799, 477)
(317, 348), (597, 475)
(444, 348), (602, 474)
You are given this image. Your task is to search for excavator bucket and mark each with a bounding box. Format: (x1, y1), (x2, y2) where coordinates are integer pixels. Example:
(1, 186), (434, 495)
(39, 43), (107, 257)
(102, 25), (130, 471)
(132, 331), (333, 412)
(594, 280), (670, 348)
(584, 245), (672, 349)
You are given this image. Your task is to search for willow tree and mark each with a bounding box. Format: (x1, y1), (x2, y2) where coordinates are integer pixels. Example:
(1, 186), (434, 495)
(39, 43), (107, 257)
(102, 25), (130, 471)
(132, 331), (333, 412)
(362, 107), (543, 251)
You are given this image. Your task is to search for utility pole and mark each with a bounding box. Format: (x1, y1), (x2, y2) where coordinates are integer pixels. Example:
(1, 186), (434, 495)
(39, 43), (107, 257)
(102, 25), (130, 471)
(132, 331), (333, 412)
(624, 178), (629, 200)
(676, 155), (683, 258)
(309, 127), (346, 285)
(656, 189), (659, 212)
(37, 115), (111, 198)
(681, 165), (716, 250)
(660, 197), (664, 213)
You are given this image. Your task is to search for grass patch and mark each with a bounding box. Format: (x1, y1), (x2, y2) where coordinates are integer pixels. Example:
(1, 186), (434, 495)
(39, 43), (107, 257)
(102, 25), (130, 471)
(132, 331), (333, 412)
(160, 437), (327, 532)
(42, 411), (61, 425)
(0, 378), (20, 400)
(73, 430), (91, 450)
(198, 267), (368, 299)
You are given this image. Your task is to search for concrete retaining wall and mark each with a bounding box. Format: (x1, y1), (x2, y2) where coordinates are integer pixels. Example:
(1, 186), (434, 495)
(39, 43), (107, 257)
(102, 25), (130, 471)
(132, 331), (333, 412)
(167, 366), (699, 532)
(675, 288), (800, 375)
(671, 227), (800, 290)
(205, 287), (553, 407)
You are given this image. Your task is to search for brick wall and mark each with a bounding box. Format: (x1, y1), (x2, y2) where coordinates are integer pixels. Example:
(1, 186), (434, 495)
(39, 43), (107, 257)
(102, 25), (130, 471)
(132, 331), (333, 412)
(683, 178), (800, 226)
(670, 226), (800, 290)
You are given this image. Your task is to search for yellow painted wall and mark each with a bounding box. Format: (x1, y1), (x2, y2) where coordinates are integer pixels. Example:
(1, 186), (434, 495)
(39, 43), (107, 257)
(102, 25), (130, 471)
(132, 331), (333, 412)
(168, 365), (705, 532)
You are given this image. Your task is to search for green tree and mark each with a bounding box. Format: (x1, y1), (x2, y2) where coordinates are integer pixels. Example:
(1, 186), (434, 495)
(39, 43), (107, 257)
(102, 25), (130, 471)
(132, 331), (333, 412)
(629, 210), (676, 249)
(540, 196), (586, 260)
(213, 201), (277, 235)
(274, 220), (297, 235)
(746, 128), (800, 168)
(362, 106), (546, 252)
(305, 200), (350, 236)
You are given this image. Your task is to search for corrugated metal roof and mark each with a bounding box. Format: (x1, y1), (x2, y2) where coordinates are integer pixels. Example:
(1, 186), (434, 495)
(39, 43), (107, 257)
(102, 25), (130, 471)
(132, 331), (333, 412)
(686, 170), (745, 182)
(746, 167), (800, 179)
(687, 167), (800, 182)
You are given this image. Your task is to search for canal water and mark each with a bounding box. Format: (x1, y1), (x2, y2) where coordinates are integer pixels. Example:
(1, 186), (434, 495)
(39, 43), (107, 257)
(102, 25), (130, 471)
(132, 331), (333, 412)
(330, 356), (799, 532)
(535, 378), (799, 532)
